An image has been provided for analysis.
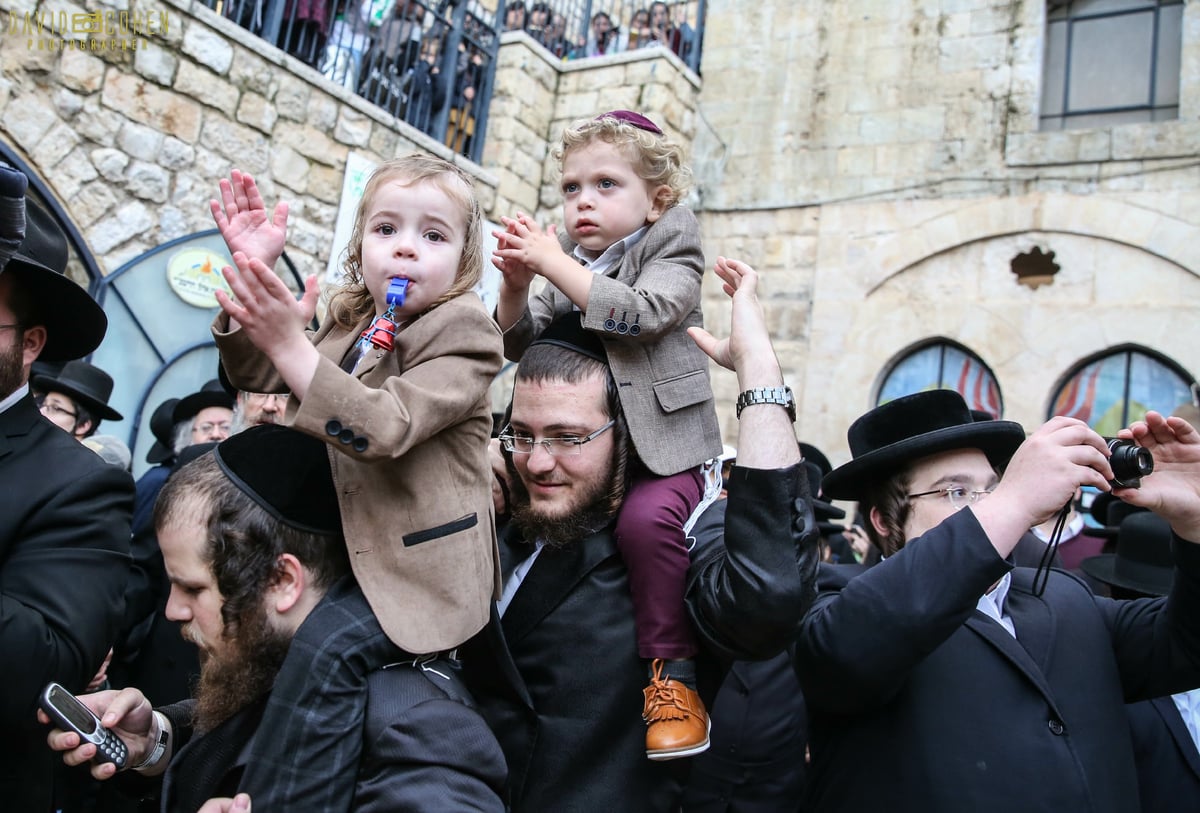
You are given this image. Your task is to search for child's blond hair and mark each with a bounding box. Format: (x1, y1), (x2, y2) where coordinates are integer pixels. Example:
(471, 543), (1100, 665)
(554, 115), (691, 208)
(330, 154), (483, 328)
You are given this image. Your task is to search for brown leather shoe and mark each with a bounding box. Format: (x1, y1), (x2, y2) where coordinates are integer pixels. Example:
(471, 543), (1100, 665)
(642, 659), (710, 760)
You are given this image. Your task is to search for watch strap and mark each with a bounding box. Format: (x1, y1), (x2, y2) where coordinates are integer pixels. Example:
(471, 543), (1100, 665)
(735, 386), (796, 422)
(130, 711), (169, 773)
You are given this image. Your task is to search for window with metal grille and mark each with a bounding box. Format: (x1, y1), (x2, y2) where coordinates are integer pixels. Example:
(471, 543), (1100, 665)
(1040, 0), (1183, 131)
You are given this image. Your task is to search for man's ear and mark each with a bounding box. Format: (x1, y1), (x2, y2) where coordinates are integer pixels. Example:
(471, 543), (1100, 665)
(21, 325), (46, 370)
(269, 553), (308, 615)
(645, 185), (673, 224)
(868, 506), (890, 540)
(73, 418), (94, 439)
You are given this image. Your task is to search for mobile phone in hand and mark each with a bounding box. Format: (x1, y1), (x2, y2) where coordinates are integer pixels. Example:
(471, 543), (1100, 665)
(39, 682), (128, 769)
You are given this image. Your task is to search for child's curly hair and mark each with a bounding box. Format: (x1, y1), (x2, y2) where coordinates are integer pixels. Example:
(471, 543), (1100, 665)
(329, 154), (483, 329)
(554, 115), (691, 208)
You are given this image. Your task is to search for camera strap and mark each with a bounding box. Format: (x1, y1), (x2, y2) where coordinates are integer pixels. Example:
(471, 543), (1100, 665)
(1030, 500), (1072, 597)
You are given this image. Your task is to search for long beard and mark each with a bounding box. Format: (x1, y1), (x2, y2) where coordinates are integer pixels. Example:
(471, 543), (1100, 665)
(192, 604), (291, 734)
(507, 454), (624, 550)
(0, 338), (23, 401)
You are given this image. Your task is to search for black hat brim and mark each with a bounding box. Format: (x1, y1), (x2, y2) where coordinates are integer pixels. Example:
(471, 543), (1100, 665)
(173, 390), (235, 424)
(30, 372), (122, 420)
(822, 421), (1025, 501)
(146, 440), (175, 465)
(1079, 554), (1173, 596)
(5, 261), (107, 362)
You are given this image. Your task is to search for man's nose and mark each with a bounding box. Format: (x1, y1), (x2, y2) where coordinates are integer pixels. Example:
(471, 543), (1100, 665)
(164, 589), (188, 622)
(524, 442), (557, 473)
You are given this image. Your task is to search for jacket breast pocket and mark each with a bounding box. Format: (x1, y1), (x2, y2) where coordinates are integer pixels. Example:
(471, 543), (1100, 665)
(653, 369), (711, 414)
(402, 513), (478, 547)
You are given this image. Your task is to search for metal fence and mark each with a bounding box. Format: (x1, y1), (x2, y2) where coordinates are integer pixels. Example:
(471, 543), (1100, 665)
(498, 0), (706, 73)
(207, 0), (501, 162)
(200, 0), (705, 163)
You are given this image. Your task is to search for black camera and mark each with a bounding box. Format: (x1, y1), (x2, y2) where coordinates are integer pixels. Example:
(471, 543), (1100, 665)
(1106, 438), (1154, 489)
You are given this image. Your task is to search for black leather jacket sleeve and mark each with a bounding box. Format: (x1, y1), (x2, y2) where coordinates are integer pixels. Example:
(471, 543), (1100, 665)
(685, 463), (819, 662)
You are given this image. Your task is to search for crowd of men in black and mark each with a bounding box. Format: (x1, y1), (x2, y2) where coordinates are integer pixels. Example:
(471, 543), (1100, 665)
(5, 153), (1200, 813)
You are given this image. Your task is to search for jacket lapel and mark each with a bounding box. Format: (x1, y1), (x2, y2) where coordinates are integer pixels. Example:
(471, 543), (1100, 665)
(500, 526), (619, 647)
(0, 393), (39, 462)
(1152, 695), (1200, 780)
(963, 587), (1063, 718)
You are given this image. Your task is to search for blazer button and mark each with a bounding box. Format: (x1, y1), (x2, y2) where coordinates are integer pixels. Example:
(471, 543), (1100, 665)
(352, 436), (368, 452)
(616, 321), (629, 334)
(338, 428), (355, 445)
(1047, 719), (1065, 736)
(603, 318), (616, 331)
(628, 323), (640, 336)
(325, 420), (343, 437)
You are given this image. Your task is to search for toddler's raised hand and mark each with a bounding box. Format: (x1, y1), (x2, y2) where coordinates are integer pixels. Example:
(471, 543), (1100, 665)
(217, 251), (318, 360)
(211, 170), (289, 271)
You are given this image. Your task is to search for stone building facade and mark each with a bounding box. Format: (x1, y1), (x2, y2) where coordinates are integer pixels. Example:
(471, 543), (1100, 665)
(1, 0), (1197, 475)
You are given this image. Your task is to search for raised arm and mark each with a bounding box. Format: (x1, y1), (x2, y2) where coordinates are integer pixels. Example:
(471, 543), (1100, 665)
(686, 257), (818, 659)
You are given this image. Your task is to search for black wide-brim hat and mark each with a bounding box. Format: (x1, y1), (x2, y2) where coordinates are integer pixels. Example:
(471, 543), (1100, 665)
(3, 195), (108, 362)
(32, 359), (122, 421)
(1080, 511), (1174, 596)
(173, 379), (235, 424)
(146, 396), (181, 464)
(822, 389), (1026, 501)
(804, 459), (846, 522)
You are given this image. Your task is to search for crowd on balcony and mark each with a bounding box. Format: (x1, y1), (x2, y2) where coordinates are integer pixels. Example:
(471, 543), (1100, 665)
(503, 0), (696, 63)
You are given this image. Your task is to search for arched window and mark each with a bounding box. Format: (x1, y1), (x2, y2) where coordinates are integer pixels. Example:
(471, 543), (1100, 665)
(1049, 346), (1195, 435)
(877, 341), (1003, 418)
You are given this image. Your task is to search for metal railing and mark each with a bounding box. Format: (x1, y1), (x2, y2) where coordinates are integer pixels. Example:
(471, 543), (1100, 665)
(498, 0), (706, 74)
(206, 0), (501, 162)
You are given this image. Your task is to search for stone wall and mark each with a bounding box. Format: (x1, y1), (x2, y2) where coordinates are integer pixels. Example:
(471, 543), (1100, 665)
(0, 0), (497, 287)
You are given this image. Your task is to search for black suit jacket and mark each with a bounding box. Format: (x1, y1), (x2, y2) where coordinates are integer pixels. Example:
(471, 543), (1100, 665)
(464, 464), (819, 812)
(1128, 694), (1200, 813)
(0, 392), (133, 811)
(158, 661), (507, 812)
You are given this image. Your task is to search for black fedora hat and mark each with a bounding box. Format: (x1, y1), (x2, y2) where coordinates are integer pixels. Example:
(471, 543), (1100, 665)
(800, 442), (833, 479)
(146, 396), (181, 464)
(3, 195), (107, 362)
(804, 460), (847, 535)
(1080, 511), (1174, 596)
(1085, 492), (1147, 539)
(32, 360), (122, 421)
(822, 390), (1026, 501)
(173, 379), (235, 424)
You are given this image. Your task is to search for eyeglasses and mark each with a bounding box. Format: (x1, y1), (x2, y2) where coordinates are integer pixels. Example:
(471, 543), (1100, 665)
(194, 422), (232, 435)
(246, 392), (288, 404)
(907, 485), (996, 511)
(499, 419), (615, 457)
(36, 395), (78, 421)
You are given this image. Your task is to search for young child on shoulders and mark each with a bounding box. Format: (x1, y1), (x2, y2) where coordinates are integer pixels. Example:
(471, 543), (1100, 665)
(209, 154), (502, 808)
(493, 110), (723, 760)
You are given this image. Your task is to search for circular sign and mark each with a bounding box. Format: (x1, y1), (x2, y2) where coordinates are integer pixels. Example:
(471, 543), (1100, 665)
(166, 248), (233, 308)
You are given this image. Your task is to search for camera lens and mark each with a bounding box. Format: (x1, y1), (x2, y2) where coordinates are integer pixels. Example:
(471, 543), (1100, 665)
(1106, 438), (1154, 489)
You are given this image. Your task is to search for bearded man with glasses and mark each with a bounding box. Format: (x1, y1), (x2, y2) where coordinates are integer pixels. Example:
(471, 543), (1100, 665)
(466, 262), (819, 812)
(793, 388), (1200, 813)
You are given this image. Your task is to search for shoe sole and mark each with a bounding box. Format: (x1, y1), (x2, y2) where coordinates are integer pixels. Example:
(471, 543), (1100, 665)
(645, 719), (711, 761)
